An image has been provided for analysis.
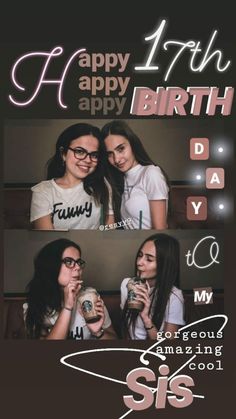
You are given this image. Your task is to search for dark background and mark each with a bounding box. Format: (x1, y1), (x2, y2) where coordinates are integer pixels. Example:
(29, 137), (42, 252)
(0, 4), (235, 418)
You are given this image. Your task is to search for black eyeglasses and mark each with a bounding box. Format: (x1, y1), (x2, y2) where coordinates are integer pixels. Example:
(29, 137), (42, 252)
(62, 257), (86, 269)
(68, 147), (99, 162)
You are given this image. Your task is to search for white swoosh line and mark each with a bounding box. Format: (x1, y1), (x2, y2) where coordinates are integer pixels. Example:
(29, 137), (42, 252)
(60, 315), (227, 418)
(61, 347), (166, 385)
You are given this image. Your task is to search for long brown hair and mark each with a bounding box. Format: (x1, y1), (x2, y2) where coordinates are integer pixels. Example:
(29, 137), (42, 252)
(122, 233), (181, 338)
(47, 123), (109, 223)
(101, 121), (171, 224)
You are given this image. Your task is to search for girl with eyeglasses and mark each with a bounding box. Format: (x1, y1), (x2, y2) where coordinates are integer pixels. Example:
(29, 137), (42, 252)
(121, 233), (185, 339)
(30, 123), (114, 230)
(101, 121), (169, 229)
(24, 239), (116, 339)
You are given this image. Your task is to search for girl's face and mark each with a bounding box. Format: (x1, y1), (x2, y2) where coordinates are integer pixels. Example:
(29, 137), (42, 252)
(62, 135), (99, 181)
(104, 134), (138, 173)
(58, 246), (83, 287)
(136, 240), (157, 279)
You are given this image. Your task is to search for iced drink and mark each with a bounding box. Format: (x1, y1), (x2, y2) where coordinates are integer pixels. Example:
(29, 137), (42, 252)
(127, 277), (147, 311)
(78, 287), (101, 323)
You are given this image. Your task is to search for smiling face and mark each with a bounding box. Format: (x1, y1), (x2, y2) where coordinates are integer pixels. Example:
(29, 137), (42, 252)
(136, 240), (157, 280)
(104, 134), (138, 173)
(58, 246), (83, 288)
(62, 135), (99, 182)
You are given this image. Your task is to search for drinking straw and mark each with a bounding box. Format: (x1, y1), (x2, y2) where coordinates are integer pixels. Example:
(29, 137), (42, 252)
(139, 210), (143, 229)
(100, 205), (104, 225)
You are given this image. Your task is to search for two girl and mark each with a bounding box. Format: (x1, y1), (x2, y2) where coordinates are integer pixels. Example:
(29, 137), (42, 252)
(30, 121), (169, 230)
(24, 234), (184, 340)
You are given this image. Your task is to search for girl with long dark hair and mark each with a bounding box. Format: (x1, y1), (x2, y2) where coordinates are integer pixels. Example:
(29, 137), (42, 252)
(30, 123), (114, 229)
(101, 121), (169, 229)
(24, 238), (116, 339)
(121, 233), (185, 339)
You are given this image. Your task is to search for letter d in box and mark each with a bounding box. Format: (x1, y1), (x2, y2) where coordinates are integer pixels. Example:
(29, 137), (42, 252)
(190, 138), (209, 160)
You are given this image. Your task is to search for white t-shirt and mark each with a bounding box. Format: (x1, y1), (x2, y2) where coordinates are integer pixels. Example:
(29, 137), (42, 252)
(121, 164), (169, 229)
(23, 301), (111, 340)
(120, 277), (185, 340)
(30, 179), (113, 230)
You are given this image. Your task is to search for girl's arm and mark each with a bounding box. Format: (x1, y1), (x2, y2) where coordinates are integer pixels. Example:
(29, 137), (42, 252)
(149, 200), (168, 230)
(86, 297), (117, 339)
(136, 285), (181, 339)
(140, 321), (179, 340)
(45, 279), (82, 340)
(163, 322), (179, 338)
(93, 325), (117, 340)
(135, 284), (158, 340)
(105, 214), (115, 226)
(104, 178), (115, 227)
(44, 308), (73, 340)
(32, 214), (54, 230)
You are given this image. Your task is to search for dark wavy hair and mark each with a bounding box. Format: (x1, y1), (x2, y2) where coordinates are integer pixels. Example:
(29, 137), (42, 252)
(101, 120), (170, 223)
(121, 233), (182, 338)
(47, 123), (109, 223)
(25, 239), (81, 338)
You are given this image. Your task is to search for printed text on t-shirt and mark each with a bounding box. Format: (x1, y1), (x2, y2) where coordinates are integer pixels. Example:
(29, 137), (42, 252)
(52, 201), (92, 220)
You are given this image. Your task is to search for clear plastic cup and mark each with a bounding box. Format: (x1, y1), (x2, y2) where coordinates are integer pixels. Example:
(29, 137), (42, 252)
(126, 277), (147, 311)
(77, 287), (101, 323)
